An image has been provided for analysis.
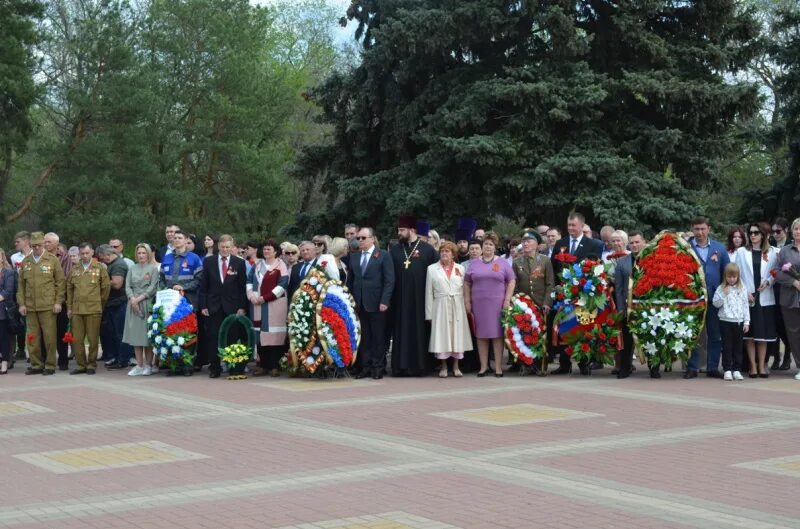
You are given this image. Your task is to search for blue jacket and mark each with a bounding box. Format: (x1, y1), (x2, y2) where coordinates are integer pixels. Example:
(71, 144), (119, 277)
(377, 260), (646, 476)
(690, 238), (729, 297)
(159, 251), (203, 307)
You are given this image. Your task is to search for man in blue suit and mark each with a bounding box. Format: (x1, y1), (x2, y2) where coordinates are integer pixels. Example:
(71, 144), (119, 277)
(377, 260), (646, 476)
(347, 227), (395, 379)
(685, 216), (730, 379)
(287, 241), (318, 301)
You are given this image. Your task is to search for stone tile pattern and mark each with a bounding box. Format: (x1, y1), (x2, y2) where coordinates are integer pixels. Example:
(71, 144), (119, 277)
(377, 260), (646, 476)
(0, 362), (798, 529)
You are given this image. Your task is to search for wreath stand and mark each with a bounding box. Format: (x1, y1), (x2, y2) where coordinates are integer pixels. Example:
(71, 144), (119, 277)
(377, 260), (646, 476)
(218, 314), (257, 380)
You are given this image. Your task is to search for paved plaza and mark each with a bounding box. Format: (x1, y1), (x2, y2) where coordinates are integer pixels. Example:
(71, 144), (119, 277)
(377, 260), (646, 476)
(0, 364), (799, 529)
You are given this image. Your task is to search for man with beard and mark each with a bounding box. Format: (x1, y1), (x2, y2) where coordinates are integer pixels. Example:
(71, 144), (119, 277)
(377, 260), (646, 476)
(389, 215), (438, 376)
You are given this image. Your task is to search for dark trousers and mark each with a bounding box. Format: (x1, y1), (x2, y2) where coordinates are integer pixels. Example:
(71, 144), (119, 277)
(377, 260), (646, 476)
(0, 319), (11, 362)
(258, 344), (286, 370)
(100, 303), (128, 365)
(720, 320), (744, 372)
(358, 306), (387, 374)
(205, 310), (244, 374)
(195, 312), (209, 368)
(767, 305), (791, 365)
(16, 318), (25, 353)
(619, 324), (633, 373)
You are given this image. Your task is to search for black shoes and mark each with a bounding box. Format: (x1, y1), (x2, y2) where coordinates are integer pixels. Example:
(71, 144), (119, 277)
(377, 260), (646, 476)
(683, 370), (698, 379)
(477, 370), (489, 377)
(69, 368), (86, 375)
(42, 369), (55, 376)
(86, 369), (96, 375)
(25, 368), (43, 375)
(706, 370), (723, 379)
(616, 370), (630, 379)
(208, 370), (221, 379)
(355, 370), (371, 379)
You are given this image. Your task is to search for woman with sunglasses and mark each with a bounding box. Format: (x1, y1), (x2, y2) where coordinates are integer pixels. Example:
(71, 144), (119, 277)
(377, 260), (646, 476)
(735, 222), (778, 377)
(310, 235), (340, 280)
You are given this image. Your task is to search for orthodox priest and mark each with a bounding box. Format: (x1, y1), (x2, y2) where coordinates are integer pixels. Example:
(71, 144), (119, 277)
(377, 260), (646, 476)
(390, 215), (438, 376)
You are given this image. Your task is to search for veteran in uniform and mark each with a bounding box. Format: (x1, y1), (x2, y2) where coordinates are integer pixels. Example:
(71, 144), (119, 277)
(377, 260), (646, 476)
(512, 230), (555, 373)
(67, 243), (110, 374)
(17, 232), (66, 375)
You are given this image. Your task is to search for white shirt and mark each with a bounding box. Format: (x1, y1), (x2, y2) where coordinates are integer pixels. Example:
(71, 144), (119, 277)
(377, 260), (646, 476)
(359, 245), (375, 271)
(569, 235), (583, 254)
(10, 250), (30, 270)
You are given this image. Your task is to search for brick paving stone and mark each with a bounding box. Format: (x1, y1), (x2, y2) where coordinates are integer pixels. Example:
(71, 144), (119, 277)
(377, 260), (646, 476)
(0, 365), (797, 529)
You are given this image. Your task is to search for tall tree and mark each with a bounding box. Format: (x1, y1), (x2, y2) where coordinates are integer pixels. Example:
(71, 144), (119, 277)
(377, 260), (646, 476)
(295, 0), (761, 237)
(0, 0), (43, 209)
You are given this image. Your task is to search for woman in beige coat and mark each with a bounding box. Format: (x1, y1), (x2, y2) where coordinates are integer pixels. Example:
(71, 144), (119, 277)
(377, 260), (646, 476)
(425, 241), (472, 378)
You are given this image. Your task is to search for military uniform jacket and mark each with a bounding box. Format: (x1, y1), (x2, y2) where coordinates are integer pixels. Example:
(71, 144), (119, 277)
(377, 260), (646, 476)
(512, 253), (555, 308)
(17, 252), (66, 310)
(67, 261), (111, 315)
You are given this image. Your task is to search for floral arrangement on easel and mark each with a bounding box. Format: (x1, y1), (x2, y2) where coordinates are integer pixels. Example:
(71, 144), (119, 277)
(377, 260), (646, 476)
(147, 296), (197, 372)
(628, 231), (706, 368)
(502, 293), (546, 366)
(553, 258), (620, 365)
(316, 281), (360, 370)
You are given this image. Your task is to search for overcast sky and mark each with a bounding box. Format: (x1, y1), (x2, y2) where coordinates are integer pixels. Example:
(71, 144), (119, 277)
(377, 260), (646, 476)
(253, 0), (356, 45)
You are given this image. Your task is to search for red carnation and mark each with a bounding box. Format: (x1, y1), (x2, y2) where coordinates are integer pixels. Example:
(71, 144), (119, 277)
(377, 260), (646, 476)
(571, 286), (579, 294)
(598, 332), (606, 341)
(523, 335), (534, 345)
(599, 345), (607, 353)
(580, 343), (590, 353)
(62, 332), (74, 344)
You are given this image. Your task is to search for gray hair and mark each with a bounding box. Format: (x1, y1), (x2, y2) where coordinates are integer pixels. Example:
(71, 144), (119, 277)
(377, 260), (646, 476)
(611, 230), (629, 246)
(44, 232), (59, 242)
(298, 240), (314, 249)
(68, 246), (80, 255)
(791, 218), (800, 234)
(95, 244), (115, 257)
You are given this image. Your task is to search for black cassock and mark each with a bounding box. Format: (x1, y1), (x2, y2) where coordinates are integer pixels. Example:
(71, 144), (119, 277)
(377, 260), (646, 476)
(389, 239), (438, 375)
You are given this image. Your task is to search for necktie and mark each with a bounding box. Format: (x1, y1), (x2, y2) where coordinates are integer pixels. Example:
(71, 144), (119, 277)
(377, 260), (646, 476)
(300, 262), (309, 278)
(360, 251), (369, 272)
(570, 239), (577, 255)
(221, 256), (228, 278)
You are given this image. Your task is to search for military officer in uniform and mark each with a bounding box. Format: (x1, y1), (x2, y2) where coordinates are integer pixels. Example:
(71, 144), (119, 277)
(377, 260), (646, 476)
(17, 232), (66, 375)
(67, 243), (110, 374)
(512, 230), (555, 374)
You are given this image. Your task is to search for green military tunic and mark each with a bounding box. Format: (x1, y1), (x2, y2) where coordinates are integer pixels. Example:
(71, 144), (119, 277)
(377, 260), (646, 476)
(511, 253), (555, 308)
(17, 251), (66, 371)
(67, 261), (110, 370)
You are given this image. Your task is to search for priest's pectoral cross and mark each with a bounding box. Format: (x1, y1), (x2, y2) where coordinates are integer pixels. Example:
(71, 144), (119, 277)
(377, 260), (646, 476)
(404, 259), (410, 270)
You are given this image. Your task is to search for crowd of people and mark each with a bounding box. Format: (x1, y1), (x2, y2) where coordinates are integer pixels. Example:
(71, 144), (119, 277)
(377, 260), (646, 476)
(0, 213), (798, 382)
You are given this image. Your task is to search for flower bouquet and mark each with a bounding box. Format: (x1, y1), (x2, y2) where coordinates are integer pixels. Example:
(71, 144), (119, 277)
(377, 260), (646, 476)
(553, 258), (620, 365)
(502, 293), (546, 367)
(217, 314), (257, 380)
(147, 293), (197, 373)
(316, 280), (360, 369)
(219, 343), (251, 380)
(288, 268), (325, 373)
(628, 231), (706, 368)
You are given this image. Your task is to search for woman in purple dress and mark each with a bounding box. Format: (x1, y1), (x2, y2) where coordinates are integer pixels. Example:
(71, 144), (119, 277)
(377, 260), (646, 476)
(464, 232), (515, 377)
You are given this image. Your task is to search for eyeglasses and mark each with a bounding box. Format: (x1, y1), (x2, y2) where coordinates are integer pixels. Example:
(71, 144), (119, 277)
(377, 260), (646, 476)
(313, 242), (324, 246)
(356, 236), (370, 241)
(772, 229), (783, 234)
(749, 231), (761, 236)
(285, 251), (297, 255)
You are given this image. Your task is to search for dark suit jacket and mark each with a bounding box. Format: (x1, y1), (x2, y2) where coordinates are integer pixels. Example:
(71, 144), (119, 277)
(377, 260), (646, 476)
(199, 255), (247, 315)
(288, 258), (318, 301)
(550, 235), (604, 281)
(347, 248), (395, 312)
(613, 253), (634, 313)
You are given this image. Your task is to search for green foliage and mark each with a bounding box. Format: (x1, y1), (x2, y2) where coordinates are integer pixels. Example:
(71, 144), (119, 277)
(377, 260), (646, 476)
(2, 0), (340, 246)
(0, 0), (43, 205)
(294, 0), (761, 239)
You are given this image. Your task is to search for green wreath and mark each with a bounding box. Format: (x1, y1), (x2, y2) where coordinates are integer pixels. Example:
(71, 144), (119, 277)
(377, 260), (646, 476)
(217, 314), (258, 379)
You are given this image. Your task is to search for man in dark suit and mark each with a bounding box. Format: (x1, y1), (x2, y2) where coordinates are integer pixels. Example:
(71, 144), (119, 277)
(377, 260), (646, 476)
(550, 212), (604, 375)
(199, 234), (248, 378)
(287, 241), (318, 301)
(347, 227), (395, 379)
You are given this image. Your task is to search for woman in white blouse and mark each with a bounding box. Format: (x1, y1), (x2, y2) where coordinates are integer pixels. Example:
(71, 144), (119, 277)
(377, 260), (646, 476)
(735, 222), (778, 377)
